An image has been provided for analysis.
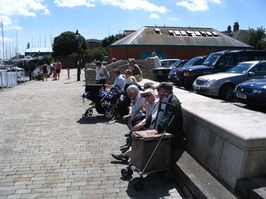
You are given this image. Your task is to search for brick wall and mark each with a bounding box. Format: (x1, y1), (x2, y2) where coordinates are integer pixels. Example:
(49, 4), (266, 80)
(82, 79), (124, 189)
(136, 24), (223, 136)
(109, 46), (230, 60)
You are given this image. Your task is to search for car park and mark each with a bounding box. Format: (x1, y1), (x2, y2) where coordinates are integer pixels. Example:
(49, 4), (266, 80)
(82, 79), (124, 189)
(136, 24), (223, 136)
(234, 78), (266, 106)
(168, 56), (206, 84)
(193, 60), (266, 100)
(153, 59), (181, 82)
(175, 50), (266, 89)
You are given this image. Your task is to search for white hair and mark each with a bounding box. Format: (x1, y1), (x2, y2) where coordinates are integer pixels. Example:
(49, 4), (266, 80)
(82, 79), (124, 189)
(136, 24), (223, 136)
(126, 85), (139, 96)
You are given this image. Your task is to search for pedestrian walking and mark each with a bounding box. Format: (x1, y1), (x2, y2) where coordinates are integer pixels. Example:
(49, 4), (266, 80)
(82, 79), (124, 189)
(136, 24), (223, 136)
(42, 64), (48, 81)
(55, 59), (62, 80)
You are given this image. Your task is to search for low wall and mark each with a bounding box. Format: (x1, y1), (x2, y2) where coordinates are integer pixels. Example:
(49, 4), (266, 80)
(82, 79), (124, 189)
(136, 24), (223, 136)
(141, 79), (266, 189)
(173, 87), (266, 189)
(84, 59), (155, 84)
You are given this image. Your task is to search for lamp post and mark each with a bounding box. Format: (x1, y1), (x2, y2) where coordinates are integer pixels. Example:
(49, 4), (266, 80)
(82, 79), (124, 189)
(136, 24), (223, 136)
(75, 30), (81, 81)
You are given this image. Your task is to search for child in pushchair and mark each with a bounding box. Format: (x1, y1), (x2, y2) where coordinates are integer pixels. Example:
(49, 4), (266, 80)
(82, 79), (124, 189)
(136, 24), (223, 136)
(81, 84), (120, 120)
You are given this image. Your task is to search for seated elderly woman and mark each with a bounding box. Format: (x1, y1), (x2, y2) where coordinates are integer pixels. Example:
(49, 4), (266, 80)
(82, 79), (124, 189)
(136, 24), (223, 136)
(119, 87), (158, 152)
(132, 88), (158, 131)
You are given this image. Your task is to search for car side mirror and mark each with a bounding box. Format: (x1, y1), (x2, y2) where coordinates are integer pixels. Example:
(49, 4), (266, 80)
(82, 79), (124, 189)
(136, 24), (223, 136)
(248, 72), (255, 77)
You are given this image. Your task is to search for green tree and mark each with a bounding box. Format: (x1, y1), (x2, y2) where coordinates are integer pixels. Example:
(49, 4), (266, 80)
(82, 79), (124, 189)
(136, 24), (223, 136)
(52, 31), (86, 57)
(102, 33), (126, 47)
(248, 27), (266, 49)
(84, 48), (107, 62)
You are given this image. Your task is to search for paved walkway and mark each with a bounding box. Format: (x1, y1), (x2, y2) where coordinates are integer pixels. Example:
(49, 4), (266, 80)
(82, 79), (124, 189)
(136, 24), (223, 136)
(0, 69), (182, 199)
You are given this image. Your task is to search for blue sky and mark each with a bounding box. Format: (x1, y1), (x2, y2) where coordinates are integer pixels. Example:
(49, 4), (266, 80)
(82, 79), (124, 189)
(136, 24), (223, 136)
(0, 0), (266, 58)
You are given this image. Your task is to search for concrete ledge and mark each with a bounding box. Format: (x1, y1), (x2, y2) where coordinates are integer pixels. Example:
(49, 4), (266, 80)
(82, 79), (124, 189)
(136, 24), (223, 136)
(236, 177), (266, 199)
(172, 151), (236, 199)
(141, 79), (266, 189)
(174, 87), (266, 188)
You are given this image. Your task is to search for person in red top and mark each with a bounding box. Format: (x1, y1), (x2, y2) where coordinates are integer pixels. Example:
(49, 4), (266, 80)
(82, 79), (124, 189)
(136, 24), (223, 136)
(55, 59), (62, 80)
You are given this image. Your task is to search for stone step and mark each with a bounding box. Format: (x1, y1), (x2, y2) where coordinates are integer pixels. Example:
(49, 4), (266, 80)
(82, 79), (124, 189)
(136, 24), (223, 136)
(172, 151), (237, 199)
(236, 177), (266, 199)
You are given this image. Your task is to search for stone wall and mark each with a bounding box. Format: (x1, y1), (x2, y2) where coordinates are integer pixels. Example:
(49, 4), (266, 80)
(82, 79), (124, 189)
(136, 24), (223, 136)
(84, 59), (155, 85)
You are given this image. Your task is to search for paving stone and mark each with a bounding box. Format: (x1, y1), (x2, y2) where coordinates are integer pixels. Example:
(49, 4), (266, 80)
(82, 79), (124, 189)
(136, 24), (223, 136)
(0, 69), (182, 198)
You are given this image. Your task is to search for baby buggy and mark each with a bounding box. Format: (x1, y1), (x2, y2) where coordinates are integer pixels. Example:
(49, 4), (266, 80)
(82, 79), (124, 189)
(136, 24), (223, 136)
(81, 84), (119, 120)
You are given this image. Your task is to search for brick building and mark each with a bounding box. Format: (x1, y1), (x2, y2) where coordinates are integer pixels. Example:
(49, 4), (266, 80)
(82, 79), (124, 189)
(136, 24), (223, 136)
(109, 26), (252, 60)
(86, 39), (102, 49)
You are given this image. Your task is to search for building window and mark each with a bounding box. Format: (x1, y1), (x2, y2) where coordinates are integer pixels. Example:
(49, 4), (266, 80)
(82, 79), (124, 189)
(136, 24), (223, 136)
(154, 28), (161, 34)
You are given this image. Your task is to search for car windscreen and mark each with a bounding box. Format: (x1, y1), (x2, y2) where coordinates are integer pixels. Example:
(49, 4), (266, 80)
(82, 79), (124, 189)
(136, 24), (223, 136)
(227, 63), (254, 74)
(203, 53), (222, 66)
(183, 57), (202, 68)
(169, 60), (182, 68)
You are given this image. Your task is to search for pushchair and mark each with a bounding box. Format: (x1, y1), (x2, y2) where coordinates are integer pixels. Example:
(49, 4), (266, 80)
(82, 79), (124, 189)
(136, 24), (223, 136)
(81, 84), (119, 120)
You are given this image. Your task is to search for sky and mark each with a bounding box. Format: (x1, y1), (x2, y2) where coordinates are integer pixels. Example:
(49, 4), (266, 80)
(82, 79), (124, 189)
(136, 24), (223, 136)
(0, 0), (266, 58)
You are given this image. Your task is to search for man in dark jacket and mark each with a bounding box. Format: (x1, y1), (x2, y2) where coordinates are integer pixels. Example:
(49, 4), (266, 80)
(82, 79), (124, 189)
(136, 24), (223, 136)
(154, 82), (183, 148)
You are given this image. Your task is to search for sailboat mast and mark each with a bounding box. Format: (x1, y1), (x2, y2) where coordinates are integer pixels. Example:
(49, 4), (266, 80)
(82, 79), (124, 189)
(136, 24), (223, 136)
(1, 21), (4, 60)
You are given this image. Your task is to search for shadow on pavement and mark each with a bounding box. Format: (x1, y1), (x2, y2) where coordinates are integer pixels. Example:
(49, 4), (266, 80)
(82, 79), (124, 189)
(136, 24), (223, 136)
(125, 173), (178, 199)
(234, 103), (266, 113)
(76, 116), (109, 124)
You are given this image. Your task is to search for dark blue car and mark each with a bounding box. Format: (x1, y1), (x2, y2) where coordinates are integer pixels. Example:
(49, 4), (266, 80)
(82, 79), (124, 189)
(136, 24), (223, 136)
(168, 56), (206, 84)
(234, 79), (266, 105)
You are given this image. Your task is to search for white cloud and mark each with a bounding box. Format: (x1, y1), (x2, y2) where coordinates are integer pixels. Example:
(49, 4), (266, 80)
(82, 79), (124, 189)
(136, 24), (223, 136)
(0, 16), (12, 26)
(100, 0), (168, 14)
(5, 25), (23, 31)
(168, 17), (181, 21)
(54, 0), (95, 8)
(176, 0), (221, 12)
(0, 0), (50, 17)
(0, 37), (12, 43)
(149, 13), (160, 19)
(53, 0), (168, 16)
(0, 0), (48, 31)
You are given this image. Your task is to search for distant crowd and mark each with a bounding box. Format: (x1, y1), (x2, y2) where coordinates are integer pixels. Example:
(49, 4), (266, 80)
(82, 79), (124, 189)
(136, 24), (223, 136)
(40, 59), (65, 81)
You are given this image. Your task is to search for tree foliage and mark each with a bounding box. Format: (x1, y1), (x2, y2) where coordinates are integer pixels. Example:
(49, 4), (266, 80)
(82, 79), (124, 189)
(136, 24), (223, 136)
(83, 48), (107, 62)
(248, 27), (266, 49)
(102, 33), (126, 47)
(52, 31), (86, 57)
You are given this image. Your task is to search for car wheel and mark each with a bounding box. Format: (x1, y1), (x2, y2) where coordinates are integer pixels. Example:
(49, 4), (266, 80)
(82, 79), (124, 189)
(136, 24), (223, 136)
(219, 84), (235, 101)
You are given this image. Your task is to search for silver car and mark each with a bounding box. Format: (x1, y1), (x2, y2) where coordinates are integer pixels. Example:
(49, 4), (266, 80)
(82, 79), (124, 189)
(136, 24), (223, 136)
(193, 60), (266, 100)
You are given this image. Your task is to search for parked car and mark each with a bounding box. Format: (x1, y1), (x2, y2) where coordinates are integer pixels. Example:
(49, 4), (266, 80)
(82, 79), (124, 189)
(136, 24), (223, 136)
(234, 79), (266, 106)
(153, 59), (181, 82)
(168, 56), (207, 84)
(193, 60), (266, 100)
(168, 60), (188, 83)
(175, 50), (266, 89)
(160, 59), (181, 68)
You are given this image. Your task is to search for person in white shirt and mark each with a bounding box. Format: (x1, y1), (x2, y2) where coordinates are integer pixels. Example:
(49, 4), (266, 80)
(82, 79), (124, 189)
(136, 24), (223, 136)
(95, 61), (108, 84)
(150, 52), (161, 68)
